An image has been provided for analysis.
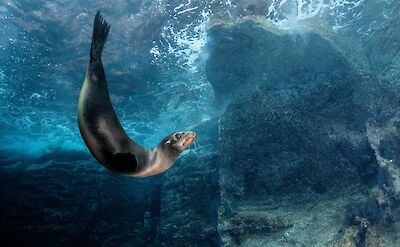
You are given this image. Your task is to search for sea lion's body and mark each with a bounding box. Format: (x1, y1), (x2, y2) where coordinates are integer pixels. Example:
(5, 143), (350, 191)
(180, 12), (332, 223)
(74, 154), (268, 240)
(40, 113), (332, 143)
(78, 12), (195, 177)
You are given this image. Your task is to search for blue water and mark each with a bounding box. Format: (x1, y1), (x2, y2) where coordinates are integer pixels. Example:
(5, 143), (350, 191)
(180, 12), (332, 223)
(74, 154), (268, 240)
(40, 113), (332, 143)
(1, 1), (400, 246)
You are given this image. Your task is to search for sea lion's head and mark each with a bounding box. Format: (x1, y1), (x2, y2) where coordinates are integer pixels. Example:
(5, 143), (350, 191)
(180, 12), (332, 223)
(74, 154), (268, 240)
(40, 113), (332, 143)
(159, 131), (196, 158)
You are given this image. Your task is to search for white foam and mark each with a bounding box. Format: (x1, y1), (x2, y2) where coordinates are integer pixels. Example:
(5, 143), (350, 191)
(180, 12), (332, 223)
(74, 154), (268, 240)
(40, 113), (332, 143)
(177, 6), (199, 15)
(152, 8), (210, 73)
(174, 4), (184, 11)
(266, 0), (365, 31)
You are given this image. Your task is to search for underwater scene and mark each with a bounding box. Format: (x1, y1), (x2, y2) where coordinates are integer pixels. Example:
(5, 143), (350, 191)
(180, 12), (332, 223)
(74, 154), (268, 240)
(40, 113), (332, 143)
(1, 0), (400, 246)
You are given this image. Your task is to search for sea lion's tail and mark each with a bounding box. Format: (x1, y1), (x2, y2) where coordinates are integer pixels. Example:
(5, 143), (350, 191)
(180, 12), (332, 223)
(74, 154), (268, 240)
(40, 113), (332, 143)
(90, 11), (110, 63)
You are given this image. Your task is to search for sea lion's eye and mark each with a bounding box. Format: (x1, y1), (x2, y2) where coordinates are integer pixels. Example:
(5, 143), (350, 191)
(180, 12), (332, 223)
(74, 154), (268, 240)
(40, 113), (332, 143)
(175, 133), (183, 140)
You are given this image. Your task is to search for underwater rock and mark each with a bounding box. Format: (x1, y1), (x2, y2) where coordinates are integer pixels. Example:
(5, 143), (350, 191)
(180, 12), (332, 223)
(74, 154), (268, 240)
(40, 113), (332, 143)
(158, 152), (220, 247)
(366, 112), (400, 222)
(332, 218), (400, 247)
(208, 19), (383, 246)
(217, 187), (368, 247)
(0, 156), (162, 246)
(214, 20), (376, 202)
(218, 205), (293, 246)
(330, 217), (368, 247)
(206, 19), (351, 102)
(332, 1), (400, 113)
(361, 2), (400, 81)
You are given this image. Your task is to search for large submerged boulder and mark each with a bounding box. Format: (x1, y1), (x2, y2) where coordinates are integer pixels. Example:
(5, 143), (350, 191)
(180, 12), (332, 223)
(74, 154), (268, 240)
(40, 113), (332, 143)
(206, 19), (382, 246)
(209, 19), (377, 200)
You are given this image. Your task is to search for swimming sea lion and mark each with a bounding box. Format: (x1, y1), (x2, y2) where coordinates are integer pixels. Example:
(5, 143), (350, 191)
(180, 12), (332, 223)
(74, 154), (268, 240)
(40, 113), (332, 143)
(77, 11), (196, 178)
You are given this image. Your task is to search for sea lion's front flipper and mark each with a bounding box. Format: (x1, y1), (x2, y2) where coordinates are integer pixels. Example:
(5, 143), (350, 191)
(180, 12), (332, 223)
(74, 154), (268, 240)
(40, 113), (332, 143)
(110, 152), (138, 173)
(90, 11), (110, 63)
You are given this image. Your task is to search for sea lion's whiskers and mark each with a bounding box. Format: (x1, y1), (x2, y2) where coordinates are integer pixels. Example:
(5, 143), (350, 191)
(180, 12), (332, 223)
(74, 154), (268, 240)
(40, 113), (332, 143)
(191, 140), (197, 149)
(189, 140), (202, 153)
(194, 140), (202, 149)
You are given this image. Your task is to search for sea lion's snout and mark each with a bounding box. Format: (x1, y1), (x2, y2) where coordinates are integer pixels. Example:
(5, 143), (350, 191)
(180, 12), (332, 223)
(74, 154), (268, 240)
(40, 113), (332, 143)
(176, 131), (196, 150)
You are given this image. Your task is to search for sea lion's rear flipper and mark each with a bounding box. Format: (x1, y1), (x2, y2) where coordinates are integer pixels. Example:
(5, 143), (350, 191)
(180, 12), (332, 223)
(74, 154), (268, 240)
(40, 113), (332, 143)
(90, 11), (110, 63)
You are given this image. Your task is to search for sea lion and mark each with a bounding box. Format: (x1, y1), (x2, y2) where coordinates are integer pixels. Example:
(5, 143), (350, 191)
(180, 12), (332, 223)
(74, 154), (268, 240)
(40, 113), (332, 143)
(77, 11), (196, 178)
